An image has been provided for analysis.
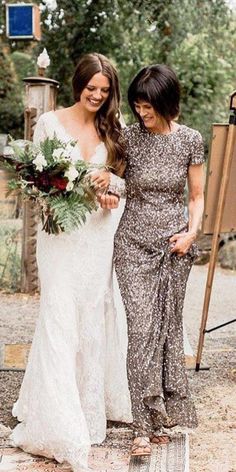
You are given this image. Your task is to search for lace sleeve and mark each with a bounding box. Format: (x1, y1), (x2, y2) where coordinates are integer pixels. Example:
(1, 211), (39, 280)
(33, 115), (48, 145)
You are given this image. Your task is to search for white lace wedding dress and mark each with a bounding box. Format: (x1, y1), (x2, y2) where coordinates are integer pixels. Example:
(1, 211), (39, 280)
(11, 111), (132, 471)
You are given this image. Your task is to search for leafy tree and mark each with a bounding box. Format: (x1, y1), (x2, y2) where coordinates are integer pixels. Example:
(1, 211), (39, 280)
(1, 0), (236, 146)
(11, 51), (37, 81)
(38, 0), (236, 147)
(140, 0), (236, 143)
(0, 45), (24, 137)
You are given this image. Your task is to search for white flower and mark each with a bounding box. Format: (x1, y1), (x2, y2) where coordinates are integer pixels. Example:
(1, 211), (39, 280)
(69, 152), (80, 164)
(60, 143), (77, 162)
(52, 147), (66, 161)
(37, 48), (50, 68)
(65, 143), (75, 155)
(66, 181), (74, 191)
(65, 165), (79, 182)
(33, 152), (47, 172)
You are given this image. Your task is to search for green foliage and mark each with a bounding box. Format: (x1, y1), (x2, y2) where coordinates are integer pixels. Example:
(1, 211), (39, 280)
(48, 192), (97, 233)
(39, 0), (236, 148)
(11, 51), (37, 81)
(155, 0), (236, 145)
(0, 0), (236, 148)
(39, 135), (62, 165)
(0, 48), (24, 138)
(0, 223), (21, 292)
(9, 140), (34, 163)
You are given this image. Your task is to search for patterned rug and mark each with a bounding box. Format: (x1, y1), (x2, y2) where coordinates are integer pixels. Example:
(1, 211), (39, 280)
(129, 434), (189, 472)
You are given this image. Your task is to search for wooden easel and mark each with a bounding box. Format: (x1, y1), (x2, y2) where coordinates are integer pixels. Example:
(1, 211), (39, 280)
(196, 91), (236, 371)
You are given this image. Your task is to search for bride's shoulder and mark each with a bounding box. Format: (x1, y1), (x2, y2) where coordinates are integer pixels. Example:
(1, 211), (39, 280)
(37, 110), (67, 134)
(38, 110), (56, 126)
(34, 110), (61, 142)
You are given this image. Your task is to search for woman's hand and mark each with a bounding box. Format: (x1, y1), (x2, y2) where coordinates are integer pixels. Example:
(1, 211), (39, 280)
(90, 170), (111, 190)
(97, 193), (119, 210)
(169, 231), (196, 257)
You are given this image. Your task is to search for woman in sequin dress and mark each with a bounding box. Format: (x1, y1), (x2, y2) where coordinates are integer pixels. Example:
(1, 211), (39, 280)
(113, 64), (205, 455)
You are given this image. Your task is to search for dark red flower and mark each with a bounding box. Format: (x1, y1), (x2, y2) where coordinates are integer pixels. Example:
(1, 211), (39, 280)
(50, 176), (68, 190)
(37, 172), (50, 188)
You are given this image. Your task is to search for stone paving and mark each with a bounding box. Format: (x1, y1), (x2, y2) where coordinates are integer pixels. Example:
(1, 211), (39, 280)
(0, 433), (189, 472)
(0, 265), (236, 471)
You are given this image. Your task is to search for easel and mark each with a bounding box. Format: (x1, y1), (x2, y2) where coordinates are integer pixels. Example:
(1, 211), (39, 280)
(196, 91), (236, 371)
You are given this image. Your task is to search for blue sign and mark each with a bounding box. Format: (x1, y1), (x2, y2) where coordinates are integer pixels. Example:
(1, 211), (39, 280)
(6, 4), (34, 38)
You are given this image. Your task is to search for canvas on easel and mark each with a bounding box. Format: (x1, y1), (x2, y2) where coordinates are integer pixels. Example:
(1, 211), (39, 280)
(196, 91), (236, 371)
(203, 123), (236, 234)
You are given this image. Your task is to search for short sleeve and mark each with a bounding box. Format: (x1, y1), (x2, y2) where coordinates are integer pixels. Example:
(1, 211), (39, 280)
(33, 115), (48, 145)
(189, 130), (205, 165)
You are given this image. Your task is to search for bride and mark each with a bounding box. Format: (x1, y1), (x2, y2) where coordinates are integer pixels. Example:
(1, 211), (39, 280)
(11, 52), (132, 471)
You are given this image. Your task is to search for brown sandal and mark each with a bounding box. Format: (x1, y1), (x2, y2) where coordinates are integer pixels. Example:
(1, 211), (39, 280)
(150, 434), (170, 445)
(131, 436), (152, 456)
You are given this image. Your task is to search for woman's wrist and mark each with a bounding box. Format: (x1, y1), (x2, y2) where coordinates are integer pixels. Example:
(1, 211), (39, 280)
(188, 230), (197, 241)
(107, 170), (111, 185)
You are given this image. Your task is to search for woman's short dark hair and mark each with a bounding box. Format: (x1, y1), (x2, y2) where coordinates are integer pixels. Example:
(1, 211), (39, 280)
(128, 64), (180, 127)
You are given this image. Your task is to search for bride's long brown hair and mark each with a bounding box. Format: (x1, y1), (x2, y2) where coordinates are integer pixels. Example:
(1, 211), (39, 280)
(72, 53), (125, 176)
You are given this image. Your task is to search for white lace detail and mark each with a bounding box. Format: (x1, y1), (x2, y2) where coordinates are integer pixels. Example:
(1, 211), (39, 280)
(11, 111), (132, 472)
(108, 172), (126, 198)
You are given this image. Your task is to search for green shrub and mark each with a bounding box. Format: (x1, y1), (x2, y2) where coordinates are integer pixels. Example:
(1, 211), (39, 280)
(0, 48), (24, 138)
(0, 221), (22, 292)
(11, 51), (37, 82)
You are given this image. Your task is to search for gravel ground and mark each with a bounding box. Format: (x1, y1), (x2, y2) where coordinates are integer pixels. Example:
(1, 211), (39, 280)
(0, 265), (236, 472)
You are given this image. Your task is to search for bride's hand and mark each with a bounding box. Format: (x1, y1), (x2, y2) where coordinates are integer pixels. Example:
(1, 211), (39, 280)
(169, 231), (196, 256)
(90, 170), (111, 190)
(97, 193), (119, 209)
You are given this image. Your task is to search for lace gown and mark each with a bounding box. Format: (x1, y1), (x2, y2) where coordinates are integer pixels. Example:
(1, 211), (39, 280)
(11, 111), (132, 472)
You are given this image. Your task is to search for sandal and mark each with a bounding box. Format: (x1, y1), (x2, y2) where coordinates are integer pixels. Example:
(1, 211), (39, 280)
(150, 433), (170, 445)
(131, 436), (151, 456)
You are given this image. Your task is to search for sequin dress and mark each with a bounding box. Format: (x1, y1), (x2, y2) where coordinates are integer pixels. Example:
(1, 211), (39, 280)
(113, 123), (205, 434)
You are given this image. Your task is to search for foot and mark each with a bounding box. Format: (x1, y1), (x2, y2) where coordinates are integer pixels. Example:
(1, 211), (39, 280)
(150, 433), (170, 445)
(131, 436), (152, 456)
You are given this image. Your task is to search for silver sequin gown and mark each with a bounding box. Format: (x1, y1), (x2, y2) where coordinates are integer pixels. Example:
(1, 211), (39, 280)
(113, 123), (205, 434)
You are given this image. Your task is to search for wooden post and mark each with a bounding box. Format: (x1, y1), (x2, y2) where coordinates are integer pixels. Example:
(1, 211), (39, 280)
(21, 77), (59, 293)
(196, 91), (236, 371)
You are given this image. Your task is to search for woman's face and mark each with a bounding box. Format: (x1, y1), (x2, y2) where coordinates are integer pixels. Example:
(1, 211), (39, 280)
(134, 100), (164, 130)
(80, 72), (110, 113)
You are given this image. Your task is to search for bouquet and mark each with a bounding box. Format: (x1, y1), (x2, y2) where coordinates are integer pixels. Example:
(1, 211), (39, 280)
(0, 135), (104, 234)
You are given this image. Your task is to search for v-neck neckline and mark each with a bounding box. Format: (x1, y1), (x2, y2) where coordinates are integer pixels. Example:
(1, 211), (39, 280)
(50, 111), (105, 162)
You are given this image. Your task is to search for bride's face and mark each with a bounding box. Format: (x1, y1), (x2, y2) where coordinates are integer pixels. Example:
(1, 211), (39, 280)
(80, 72), (110, 113)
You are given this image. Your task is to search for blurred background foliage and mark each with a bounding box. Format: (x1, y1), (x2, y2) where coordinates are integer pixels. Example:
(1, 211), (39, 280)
(0, 0), (236, 146)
